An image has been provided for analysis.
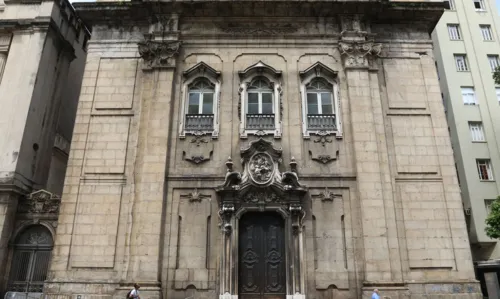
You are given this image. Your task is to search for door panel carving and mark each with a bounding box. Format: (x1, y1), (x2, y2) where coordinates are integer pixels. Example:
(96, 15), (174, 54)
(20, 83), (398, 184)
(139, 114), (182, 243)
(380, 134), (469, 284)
(239, 213), (285, 299)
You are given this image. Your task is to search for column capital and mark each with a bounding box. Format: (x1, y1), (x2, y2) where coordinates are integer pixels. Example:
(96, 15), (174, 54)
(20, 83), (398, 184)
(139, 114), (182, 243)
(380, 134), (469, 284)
(338, 31), (382, 69)
(138, 39), (181, 69)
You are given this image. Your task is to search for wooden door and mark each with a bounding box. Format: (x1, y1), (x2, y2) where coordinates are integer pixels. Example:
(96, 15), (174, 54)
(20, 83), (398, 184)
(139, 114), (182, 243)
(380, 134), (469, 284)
(239, 212), (286, 299)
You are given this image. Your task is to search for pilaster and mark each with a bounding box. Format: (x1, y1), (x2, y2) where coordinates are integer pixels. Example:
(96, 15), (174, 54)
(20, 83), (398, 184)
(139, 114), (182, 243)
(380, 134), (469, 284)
(339, 15), (395, 284)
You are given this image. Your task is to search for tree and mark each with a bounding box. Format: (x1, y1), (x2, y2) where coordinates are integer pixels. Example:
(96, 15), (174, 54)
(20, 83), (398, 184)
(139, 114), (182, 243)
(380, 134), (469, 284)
(493, 66), (500, 85)
(485, 196), (500, 239)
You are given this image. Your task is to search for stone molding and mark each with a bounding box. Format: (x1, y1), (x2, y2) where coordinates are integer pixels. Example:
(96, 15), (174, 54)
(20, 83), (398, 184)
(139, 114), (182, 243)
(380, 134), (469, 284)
(216, 23), (298, 35)
(138, 39), (181, 69)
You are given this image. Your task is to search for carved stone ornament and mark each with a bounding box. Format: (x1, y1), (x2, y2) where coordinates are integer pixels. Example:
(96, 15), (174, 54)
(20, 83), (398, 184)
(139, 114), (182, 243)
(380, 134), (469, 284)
(17, 189), (61, 214)
(180, 188), (211, 203)
(182, 135), (213, 164)
(138, 39), (181, 68)
(338, 41), (382, 67)
(312, 187), (341, 202)
(216, 23), (298, 35)
(215, 138), (308, 231)
(248, 153), (274, 184)
(307, 135), (340, 164)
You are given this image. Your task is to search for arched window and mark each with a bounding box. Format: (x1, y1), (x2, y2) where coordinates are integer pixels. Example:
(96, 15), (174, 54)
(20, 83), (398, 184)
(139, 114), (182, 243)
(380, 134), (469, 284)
(299, 62), (341, 138)
(247, 77), (274, 116)
(306, 78), (334, 116)
(187, 78), (215, 115)
(180, 62), (221, 138)
(8, 225), (53, 293)
(238, 61), (282, 138)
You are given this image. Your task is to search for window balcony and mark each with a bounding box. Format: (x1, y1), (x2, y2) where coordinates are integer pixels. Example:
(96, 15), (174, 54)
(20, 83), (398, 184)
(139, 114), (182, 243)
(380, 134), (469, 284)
(307, 114), (336, 130)
(246, 114), (275, 130)
(185, 114), (214, 131)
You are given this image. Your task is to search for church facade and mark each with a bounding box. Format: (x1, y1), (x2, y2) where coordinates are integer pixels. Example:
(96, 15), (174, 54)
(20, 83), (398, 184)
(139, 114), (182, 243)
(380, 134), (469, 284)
(43, 1), (482, 299)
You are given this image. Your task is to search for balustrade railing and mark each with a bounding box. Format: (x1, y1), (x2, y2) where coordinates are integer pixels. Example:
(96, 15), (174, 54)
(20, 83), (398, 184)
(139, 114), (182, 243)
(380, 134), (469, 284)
(185, 114), (214, 131)
(307, 114), (336, 130)
(246, 114), (275, 130)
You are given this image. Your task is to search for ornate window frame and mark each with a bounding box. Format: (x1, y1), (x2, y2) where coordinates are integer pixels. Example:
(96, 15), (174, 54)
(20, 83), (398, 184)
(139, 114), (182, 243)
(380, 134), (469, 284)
(238, 61), (283, 139)
(179, 62), (221, 139)
(299, 62), (342, 139)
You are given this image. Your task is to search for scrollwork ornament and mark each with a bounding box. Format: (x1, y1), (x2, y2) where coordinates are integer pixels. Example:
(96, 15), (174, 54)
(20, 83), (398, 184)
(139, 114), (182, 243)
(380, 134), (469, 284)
(218, 204), (235, 235)
(338, 41), (382, 67)
(138, 40), (181, 68)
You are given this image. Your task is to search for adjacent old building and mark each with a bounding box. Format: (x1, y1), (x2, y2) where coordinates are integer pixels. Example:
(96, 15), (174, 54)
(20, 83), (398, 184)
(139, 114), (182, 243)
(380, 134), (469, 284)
(0, 0), (89, 296)
(42, 0), (483, 299)
(432, 0), (500, 296)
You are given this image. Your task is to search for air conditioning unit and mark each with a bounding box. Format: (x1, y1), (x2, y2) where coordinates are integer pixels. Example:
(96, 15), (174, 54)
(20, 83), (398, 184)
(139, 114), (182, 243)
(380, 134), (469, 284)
(4, 292), (43, 299)
(464, 208), (472, 215)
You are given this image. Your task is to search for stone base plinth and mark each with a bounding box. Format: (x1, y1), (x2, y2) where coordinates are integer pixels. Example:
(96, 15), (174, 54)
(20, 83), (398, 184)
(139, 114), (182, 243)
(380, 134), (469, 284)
(43, 281), (162, 299)
(362, 281), (483, 299)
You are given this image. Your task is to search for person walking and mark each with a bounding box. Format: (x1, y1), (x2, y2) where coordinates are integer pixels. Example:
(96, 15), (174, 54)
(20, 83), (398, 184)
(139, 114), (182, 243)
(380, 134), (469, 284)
(371, 289), (380, 299)
(127, 283), (141, 299)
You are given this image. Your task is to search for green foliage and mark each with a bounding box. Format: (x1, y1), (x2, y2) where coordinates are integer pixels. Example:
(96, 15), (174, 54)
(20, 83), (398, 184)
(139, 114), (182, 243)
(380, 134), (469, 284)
(493, 66), (500, 85)
(485, 196), (500, 239)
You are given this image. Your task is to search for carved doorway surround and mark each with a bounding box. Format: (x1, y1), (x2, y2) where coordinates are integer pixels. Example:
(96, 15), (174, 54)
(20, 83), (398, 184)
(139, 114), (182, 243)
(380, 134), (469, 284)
(216, 139), (307, 299)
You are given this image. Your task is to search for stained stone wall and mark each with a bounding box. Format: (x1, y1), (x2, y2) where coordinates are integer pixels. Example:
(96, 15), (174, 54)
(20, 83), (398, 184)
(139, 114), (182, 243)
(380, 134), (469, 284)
(45, 1), (481, 299)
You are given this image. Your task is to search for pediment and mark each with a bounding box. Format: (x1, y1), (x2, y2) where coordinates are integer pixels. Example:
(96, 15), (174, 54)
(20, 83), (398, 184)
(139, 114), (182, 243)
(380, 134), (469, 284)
(238, 61), (282, 79)
(183, 61), (221, 80)
(299, 62), (338, 80)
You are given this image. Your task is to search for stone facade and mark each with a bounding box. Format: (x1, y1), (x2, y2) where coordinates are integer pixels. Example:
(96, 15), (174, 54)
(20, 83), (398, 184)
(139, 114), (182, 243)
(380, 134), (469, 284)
(0, 0), (89, 295)
(45, 1), (481, 299)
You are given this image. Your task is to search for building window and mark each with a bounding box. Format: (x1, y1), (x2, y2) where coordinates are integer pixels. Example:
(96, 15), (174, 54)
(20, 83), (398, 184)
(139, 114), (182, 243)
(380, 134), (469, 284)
(480, 25), (493, 41)
(246, 77), (275, 128)
(179, 62), (221, 139)
(448, 24), (461, 40)
(238, 61), (282, 138)
(454, 54), (469, 71)
(461, 87), (477, 105)
(496, 88), (500, 102)
(488, 55), (500, 71)
(445, 0), (456, 9)
(7, 225), (53, 293)
(477, 159), (494, 181)
(469, 122), (485, 142)
(474, 0), (486, 10)
(485, 199), (495, 215)
(299, 62), (341, 138)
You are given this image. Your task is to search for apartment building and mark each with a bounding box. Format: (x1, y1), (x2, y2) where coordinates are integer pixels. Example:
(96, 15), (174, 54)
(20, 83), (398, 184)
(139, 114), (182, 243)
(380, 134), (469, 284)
(432, 0), (500, 296)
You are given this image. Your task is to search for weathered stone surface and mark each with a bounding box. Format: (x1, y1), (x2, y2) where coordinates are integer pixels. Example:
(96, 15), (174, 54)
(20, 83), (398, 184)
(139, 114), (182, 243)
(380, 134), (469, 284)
(42, 1), (481, 299)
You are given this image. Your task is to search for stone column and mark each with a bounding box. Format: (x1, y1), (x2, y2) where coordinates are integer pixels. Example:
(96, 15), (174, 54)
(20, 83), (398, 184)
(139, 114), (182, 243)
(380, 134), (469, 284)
(120, 38), (180, 299)
(339, 28), (395, 284)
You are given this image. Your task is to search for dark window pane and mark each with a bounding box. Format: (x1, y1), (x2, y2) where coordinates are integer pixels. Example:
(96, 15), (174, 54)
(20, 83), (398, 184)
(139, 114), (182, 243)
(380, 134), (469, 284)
(262, 93), (273, 114)
(188, 93), (200, 114)
(307, 93), (318, 114)
(248, 93), (259, 114)
(321, 93), (333, 114)
(202, 93), (214, 114)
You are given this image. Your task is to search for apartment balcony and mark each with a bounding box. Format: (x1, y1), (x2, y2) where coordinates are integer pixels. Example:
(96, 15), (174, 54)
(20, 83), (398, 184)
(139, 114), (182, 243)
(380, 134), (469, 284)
(185, 114), (214, 131)
(307, 114), (336, 130)
(246, 114), (275, 130)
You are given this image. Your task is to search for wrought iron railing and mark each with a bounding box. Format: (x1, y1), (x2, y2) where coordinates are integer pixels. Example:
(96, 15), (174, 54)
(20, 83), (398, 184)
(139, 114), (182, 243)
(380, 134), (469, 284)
(246, 114), (275, 130)
(307, 114), (336, 130)
(185, 114), (214, 131)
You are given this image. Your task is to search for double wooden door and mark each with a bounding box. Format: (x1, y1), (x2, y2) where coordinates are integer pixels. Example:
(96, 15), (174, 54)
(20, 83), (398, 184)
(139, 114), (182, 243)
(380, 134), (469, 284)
(239, 213), (286, 299)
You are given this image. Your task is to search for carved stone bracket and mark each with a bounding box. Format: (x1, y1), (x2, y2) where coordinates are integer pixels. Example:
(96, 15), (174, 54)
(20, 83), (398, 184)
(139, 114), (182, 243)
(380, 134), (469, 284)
(138, 39), (181, 69)
(17, 189), (61, 214)
(338, 41), (382, 68)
